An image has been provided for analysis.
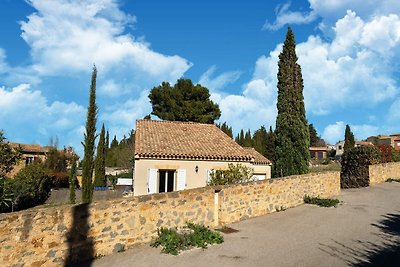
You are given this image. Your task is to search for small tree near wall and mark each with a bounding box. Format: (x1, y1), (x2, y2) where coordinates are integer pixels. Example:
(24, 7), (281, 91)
(207, 164), (254, 186)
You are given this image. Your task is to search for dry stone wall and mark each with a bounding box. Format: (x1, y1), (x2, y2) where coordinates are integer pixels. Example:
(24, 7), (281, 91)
(0, 172), (340, 266)
(218, 172), (340, 225)
(369, 162), (400, 185)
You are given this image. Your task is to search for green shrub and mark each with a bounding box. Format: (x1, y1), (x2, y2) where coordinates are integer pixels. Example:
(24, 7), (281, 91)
(304, 195), (340, 207)
(207, 163), (254, 186)
(386, 178), (400, 183)
(12, 163), (51, 211)
(151, 223), (224, 255)
(340, 146), (381, 188)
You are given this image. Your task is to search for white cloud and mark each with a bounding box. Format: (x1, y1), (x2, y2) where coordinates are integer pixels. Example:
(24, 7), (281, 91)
(0, 84), (85, 152)
(263, 2), (318, 31)
(20, 0), (191, 81)
(322, 121), (379, 144)
(198, 66), (241, 91)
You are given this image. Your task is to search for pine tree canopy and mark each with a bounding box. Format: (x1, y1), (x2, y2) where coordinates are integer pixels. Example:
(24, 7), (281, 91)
(273, 27), (310, 177)
(148, 78), (221, 124)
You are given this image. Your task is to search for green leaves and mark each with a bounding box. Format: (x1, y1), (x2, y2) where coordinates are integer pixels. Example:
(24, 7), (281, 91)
(149, 79), (221, 124)
(207, 163), (254, 186)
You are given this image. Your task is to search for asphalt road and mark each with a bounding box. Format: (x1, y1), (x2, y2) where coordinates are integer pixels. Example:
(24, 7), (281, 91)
(91, 182), (400, 267)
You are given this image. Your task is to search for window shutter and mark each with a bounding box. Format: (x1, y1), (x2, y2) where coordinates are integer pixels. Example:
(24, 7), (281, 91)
(177, 169), (186, 191)
(148, 169), (157, 194)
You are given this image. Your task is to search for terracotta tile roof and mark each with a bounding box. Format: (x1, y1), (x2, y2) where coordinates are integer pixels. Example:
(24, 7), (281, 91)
(355, 141), (374, 146)
(309, 146), (328, 151)
(9, 143), (48, 153)
(135, 120), (253, 162)
(242, 147), (271, 165)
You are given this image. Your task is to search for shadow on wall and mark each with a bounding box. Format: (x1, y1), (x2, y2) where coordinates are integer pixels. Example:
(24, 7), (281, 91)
(64, 203), (94, 267)
(318, 212), (400, 266)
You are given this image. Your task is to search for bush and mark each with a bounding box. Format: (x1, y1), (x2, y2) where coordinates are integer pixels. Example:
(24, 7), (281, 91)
(50, 172), (70, 188)
(304, 195), (340, 207)
(11, 163), (51, 211)
(207, 164), (254, 186)
(151, 222), (224, 255)
(340, 146), (381, 188)
(376, 144), (393, 163)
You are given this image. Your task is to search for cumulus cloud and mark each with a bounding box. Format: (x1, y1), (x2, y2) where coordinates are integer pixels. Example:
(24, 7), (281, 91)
(198, 66), (241, 91)
(0, 84), (85, 152)
(20, 0), (191, 80)
(263, 1), (318, 31)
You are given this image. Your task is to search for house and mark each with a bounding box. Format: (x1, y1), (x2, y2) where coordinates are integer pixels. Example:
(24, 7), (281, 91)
(371, 135), (400, 151)
(8, 143), (49, 177)
(309, 147), (328, 160)
(335, 141), (345, 157)
(133, 120), (271, 196)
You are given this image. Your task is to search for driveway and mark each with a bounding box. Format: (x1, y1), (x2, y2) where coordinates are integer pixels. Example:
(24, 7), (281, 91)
(91, 182), (400, 267)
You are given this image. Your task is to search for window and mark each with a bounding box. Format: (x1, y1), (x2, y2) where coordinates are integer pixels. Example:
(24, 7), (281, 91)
(158, 170), (175, 193)
(310, 151), (315, 158)
(318, 152), (323, 159)
(338, 146), (342, 150)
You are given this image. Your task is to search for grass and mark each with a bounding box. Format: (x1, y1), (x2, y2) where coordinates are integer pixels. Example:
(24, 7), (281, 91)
(304, 195), (340, 207)
(150, 222), (224, 255)
(309, 162), (341, 173)
(386, 178), (400, 183)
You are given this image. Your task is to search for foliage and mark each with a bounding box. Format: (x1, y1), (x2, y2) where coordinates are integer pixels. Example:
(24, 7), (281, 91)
(94, 124), (106, 186)
(343, 124), (355, 152)
(0, 130), (22, 177)
(207, 163), (254, 186)
(386, 178), (400, 183)
(216, 122), (233, 138)
(265, 126), (276, 163)
(149, 78), (221, 124)
(376, 144), (393, 163)
(106, 130), (135, 169)
(304, 195), (340, 207)
(82, 66), (98, 204)
(235, 129), (245, 146)
(252, 126), (268, 156)
(150, 222), (224, 255)
(0, 176), (13, 210)
(273, 27), (310, 177)
(309, 124), (326, 147)
(11, 163), (51, 211)
(44, 147), (68, 172)
(340, 146), (381, 188)
(50, 172), (70, 188)
(69, 159), (77, 204)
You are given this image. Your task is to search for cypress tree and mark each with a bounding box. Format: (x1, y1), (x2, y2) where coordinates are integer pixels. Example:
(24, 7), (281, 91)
(69, 158), (76, 204)
(252, 126), (268, 156)
(244, 129), (252, 147)
(265, 126), (276, 163)
(344, 124), (355, 152)
(81, 66), (98, 203)
(94, 124), (106, 186)
(273, 27), (310, 177)
(105, 130), (109, 158)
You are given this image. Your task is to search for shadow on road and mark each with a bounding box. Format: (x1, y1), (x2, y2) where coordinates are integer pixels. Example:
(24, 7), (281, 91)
(64, 203), (94, 267)
(319, 212), (400, 266)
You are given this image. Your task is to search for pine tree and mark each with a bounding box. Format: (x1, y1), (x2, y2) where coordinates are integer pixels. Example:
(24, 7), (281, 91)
(344, 124), (355, 152)
(252, 126), (268, 156)
(81, 66), (98, 203)
(309, 124), (326, 147)
(94, 124), (106, 186)
(69, 158), (76, 204)
(273, 27), (310, 177)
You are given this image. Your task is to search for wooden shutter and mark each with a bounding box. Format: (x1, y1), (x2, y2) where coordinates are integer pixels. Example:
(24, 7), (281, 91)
(177, 169), (186, 191)
(206, 170), (213, 183)
(148, 169), (157, 194)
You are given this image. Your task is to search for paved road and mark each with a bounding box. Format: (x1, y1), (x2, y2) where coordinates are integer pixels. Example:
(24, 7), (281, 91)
(92, 183), (400, 267)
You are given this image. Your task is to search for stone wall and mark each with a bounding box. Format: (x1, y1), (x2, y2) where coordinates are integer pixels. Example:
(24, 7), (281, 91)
(218, 171), (340, 225)
(369, 162), (400, 185)
(0, 172), (340, 266)
(0, 187), (216, 267)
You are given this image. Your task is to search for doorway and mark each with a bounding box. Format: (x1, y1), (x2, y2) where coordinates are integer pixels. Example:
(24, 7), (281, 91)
(159, 170), (175, 193)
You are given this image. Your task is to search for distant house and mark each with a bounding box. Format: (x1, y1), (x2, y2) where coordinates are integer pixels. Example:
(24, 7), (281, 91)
(8, 143), (48, 177)
(133, 120), (271, 196)
(371, 134), (400, 151)
(309, 147), (328, 160)
(335, 141), (345, 157)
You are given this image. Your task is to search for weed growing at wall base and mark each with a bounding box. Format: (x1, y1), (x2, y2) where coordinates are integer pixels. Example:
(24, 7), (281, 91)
(150, 222), (224, 255)
(304, 195), (340, 207)
(386, 178), (400, 183)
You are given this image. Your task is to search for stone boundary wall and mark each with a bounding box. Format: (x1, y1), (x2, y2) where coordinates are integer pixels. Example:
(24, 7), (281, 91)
(218, 171), (340, 225)
(0, 172), (340, 266)
(0, 187), (216, 267)
(369, 162), (400, 185)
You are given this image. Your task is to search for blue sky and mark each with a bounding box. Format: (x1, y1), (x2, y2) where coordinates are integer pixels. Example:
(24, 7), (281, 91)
(0, 0), (400, 156)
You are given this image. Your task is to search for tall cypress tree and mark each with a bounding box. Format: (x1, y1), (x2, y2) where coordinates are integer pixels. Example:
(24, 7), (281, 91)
(105, 130), (109, 158)
(69, 158), (77, 204)
(244, 129), (252, 147)
(82, 66), (98, 203)
(94, 124), (106, 186)
(273, 27), (310, 177)
(344, 124), (355, 152)
(265, 126), (276, 163)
